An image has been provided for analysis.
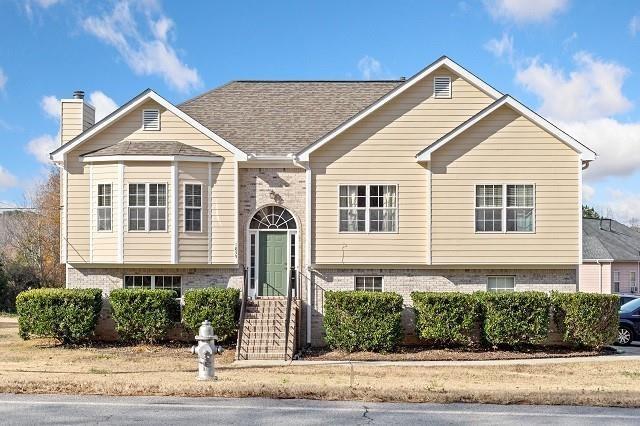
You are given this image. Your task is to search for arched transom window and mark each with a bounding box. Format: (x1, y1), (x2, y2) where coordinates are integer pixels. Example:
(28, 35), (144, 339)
(249, 205), (297, 230)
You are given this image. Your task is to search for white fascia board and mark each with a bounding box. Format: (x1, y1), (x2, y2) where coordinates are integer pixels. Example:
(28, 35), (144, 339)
(51, 90), (247, 162)
(82, 155), (223, 163)
(415, 95), (597, 162)
(296, 56), (503, 161)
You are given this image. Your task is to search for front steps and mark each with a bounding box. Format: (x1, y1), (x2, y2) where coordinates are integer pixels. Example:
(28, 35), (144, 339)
(236, 298), (299, 360)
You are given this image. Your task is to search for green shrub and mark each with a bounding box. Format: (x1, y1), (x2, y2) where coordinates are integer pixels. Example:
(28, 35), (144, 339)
(109, 289), (179, 343)
(479, 291), (550, 347)
(182, 288), (240, 342)
(16, 288), (102, 344)
(411, 292), (480, 345)
(551, 292), (619, 348)
(323, 291), (404, 352)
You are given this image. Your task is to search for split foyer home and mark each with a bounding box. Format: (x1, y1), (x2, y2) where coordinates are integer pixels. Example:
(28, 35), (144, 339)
(581, 218), (640, 295)
(50, 56), (597, 358)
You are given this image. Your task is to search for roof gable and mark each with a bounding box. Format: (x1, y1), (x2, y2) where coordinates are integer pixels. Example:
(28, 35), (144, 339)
(50, 90), (247, 162)
(415, 95), (597, 162)
(296, 56), (504, 161)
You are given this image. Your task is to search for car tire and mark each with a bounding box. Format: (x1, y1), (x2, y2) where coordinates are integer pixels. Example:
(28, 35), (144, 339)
(617, 326), (634, 346)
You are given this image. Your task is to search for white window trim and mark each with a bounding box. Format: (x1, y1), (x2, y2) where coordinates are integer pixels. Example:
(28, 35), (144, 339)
(337, 183), (399, 234)
(96, 182), (113, 233)
(474, 183), (536, 234)
(142, 109), (160, 131)
(123, 275), (182, 298)
(613, 271), (621, 293)
(630, 271), (637, 293)
(354, 276), (384, 292)
(183, 182), (204, 233)
(433, 75), (452, 99)
(127, 182), (168, 233)
(487, 275), (516, 292)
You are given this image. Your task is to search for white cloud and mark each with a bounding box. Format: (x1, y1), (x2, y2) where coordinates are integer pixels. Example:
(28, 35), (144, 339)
(484, 0), (569, 23)
(26, 134), (58, 164)
(596, 188), (640, 225)
(358, 56), (383, 80)
(560, 119), (640, 180)
(630, 16), (640, 37)
(0, 67), (7, 91)
(82, 1), (201, 93)
(484, 33), (514, 60)
(0, 166), (18, 190)
(516, 52), (632, 121)
(40, 95), (60, 120)
(88, 91), (118, 121)
(24, 0), (63, 19)
(583, 183), (595, 202)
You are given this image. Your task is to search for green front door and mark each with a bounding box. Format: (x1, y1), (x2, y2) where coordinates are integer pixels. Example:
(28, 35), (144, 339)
(258, 231), (287, 296)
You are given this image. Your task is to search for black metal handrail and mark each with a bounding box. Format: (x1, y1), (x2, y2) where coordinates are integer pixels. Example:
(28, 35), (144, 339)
(283, 267), (297, 360)
(236, 266), (249, 360)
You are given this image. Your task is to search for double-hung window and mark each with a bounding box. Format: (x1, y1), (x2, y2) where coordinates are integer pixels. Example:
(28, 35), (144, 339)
(630, 272), (637, 293)
(128, 183), (167, 231)
(339, 184), (397, 232)
(149, 183), (167, 231)
(97, 183), (112, 231)
(128, 184), (146, 231)
(475, 184), (535, 233)
(613, 271), (621, 293)
(185, 183), (202, 232)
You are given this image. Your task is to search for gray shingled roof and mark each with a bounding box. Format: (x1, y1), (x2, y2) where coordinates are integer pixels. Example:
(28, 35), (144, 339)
(178, 81), (403, 156)
(583, 218), (640, 261)
(81, 140), (220, 158)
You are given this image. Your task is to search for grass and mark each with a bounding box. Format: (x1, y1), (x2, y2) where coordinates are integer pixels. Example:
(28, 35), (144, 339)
(1, 316), (639, 407)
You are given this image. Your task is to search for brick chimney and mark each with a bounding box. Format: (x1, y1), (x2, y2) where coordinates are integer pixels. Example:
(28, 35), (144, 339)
(60, 90), (95, 145)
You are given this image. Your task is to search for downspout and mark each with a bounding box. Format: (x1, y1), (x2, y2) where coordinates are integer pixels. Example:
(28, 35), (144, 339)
(596, 260), (602, 293)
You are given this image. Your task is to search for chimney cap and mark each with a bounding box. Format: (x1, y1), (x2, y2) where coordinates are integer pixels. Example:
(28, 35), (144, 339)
(73, 90), (85, 100)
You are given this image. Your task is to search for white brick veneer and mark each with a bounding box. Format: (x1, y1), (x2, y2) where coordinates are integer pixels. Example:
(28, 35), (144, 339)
(310, 268), (577, 346)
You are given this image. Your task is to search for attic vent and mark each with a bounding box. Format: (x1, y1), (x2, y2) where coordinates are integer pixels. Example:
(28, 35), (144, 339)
(142, 109), (160, 131)
(434, 76), (452, 99)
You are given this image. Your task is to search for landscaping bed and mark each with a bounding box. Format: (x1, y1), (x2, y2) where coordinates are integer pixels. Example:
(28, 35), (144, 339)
(301, 345), (616, 362)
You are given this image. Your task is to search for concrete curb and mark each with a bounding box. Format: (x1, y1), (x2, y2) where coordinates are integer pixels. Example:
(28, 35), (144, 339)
(232, 353), (640, 368)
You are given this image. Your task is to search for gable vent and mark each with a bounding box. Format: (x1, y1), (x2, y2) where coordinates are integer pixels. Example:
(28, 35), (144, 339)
(434, 76), (452, 99)
(142, 109), (160, 131)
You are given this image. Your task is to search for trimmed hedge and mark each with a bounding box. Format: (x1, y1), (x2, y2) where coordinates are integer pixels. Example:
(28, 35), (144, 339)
(479, 291), (550, 347)
(16, 288), (102, 344)
(109, 289), (179, 343)
(182, 288), (240, 342)
(411, 292), (480, 345)
(323, 291), (404, 352)
(551, 292), (619, 348)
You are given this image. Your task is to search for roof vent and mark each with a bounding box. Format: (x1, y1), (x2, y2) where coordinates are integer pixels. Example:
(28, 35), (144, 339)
(142, 109), (160, 131)
(434, 76), (451, 99)
(399, 76), (406, 81)
(73, 90), (85, 100)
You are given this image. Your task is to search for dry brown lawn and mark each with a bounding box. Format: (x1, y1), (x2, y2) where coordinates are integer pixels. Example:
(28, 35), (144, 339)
(1, 316), (639, 407)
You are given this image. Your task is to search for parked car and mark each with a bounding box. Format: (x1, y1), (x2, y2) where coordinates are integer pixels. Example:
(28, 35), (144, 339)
(619, 294), (640, 308)
(617, 298), (640, 345)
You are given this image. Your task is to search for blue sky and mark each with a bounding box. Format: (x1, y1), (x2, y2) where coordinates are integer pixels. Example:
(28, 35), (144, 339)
(1, 0), (640, 222)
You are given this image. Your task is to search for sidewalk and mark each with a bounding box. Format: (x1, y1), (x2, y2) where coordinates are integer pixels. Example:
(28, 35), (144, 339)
(232, 347), (640, 368)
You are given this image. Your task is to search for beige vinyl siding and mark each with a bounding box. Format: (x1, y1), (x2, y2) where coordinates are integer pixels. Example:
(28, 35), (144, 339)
(65, 99), (237, 265)
(311, 68), (494, 265)
(579, 262), (612, 293)
(61, 101), (83, 144)
(178, 163), (209, 263)
(123, 162), (172, 263)
(83, 103), (95, 131)
(91, 163), (119, 263)
(430, 106), (579, 265)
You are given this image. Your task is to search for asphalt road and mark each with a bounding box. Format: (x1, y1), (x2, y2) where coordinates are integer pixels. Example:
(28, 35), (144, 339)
(0, 394), (639, 425)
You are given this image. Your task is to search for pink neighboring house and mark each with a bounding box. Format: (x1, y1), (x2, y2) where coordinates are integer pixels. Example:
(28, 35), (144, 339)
(580, 218), (640, 294)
